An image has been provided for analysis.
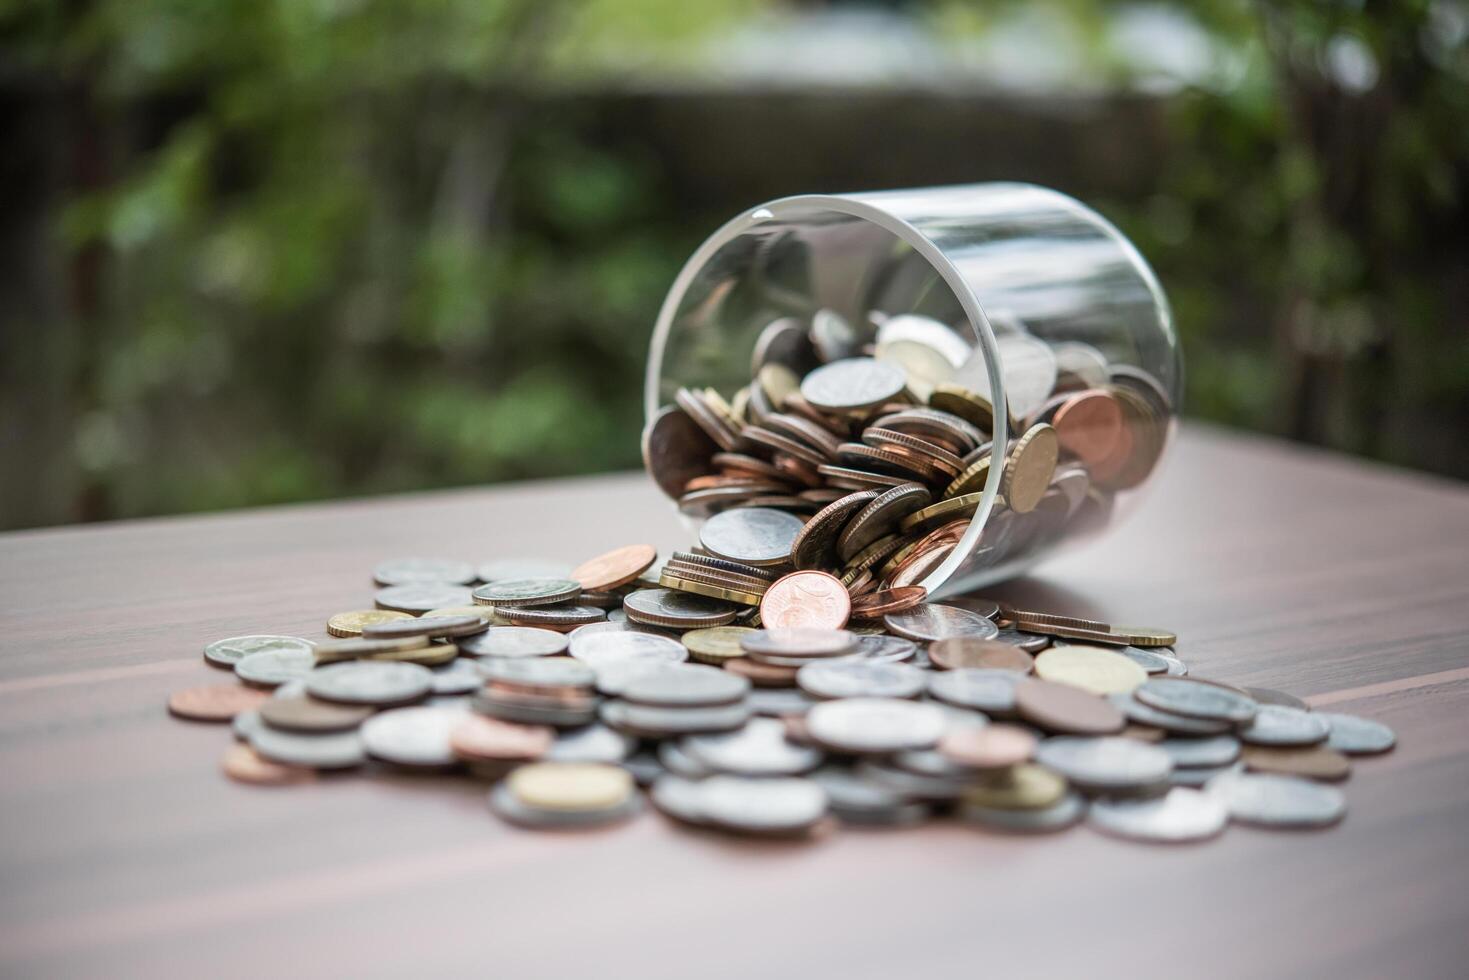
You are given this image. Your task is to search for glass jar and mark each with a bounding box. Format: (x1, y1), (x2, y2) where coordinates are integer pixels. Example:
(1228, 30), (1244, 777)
(643, 183), (1180, 597)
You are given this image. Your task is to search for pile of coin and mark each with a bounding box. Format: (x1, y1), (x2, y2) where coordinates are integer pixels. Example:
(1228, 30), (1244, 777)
(644, 309), (1172, 584)
(171, 547), (1395, 842)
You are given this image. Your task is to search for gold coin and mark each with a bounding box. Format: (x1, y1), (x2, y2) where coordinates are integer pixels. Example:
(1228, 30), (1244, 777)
(221, 744), (316, 786)
(508, 762), (633, 811)
(658, 572), (763, 606)
(963, 764), (1067, 810)
(876, 340), (955, 401)
(326, 609), (413, 638)
(898, 493), (984, 532)
(424, 605), (512, 625)
(1109, 625), (1179, 647)
(1008, 620), (1130, 646)
(1033, 645), (1147, 695)
(364, 643), (458, 667)
(929, 383), (995, 431)
(757, 363), (800, 408)
(1001, 423), (1059, 514)
(313, 635), (430, 665)
(683, 626), (757, 664)
(843, 533), (906, 575)
(944, 456), (991, 498)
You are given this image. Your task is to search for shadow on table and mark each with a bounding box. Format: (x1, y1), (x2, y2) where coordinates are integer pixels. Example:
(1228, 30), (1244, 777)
(954, 576), (1105, 621)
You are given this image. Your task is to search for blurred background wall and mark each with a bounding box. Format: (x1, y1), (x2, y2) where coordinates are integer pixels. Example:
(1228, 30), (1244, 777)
(2, 0), (1466, 530)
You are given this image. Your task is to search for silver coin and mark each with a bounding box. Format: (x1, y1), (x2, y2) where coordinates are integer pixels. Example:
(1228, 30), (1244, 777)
(884, 604), (999, 643)
(1158, 654), (1189, 676)
(1240, 705), (1330, 747)
(430, 657), (482, 695)
(698, 775), (828, 834)
(372, 557), (475, 587)
(933, 701), (993, 731)
(658, 740), (713, 779)
(568, 630), (688, 671)
(746, 688), (821, 717)
(362, 614), (488, 640)
(1108, 693), (1232, 735)
(249, 726), (365, 769)
(361, 705), (469, 767)
(1205, 772), (1346, 828)
(876, 314), (972, 368)
(545, 724), (635, 764)
(742, 629), (860, 659)
(600, 699), (752, 737)
(797, 660), (926, 700)
(929, 668), (1022, 714)
(374, 583), (474, 614)
(853, 635), (918, 662)
(232, 709), (265, 742)
(477, 558), (572, 583)
(306, 661), (434, 706)
(809, 308), (859, 362)
(235, 648), (316, 689)
(1319, 712), (1396, 755)
(1035, 736), (1173, 792)
(698, 507), (805, 566)
(474, 698), (597, 729)
(684, 718), (823, 776)
(809, 767), (930, 826)
(650, 774), (710, 826)
(1244, 686), (1308, 710)
(1157, 735), (1241, 769)
(806, 697), (946, 754)
(620, 751), (665, 787)
(801, 357), (907, 411)
(477, 656), (595, 689)
(204, 634), (314, 669)
(1135, 678), (1258, 724)
(459, 626), (569, 659)
(622, 588), (737, 628)
(960, 792), (1087, 834)
(489, 782), (639, 829)
(991, 627), (1050, 653)
(1089, 787), (1228, 842)
(621, 663), (751, 708)
(471, 578), (581, 608)
(272, 679), (308, 700)
(857, 759), (969, 801)
(1170, 760), (1244, 787)
(1052, 341), (1111, 388)
(957, 332), (1058, 420)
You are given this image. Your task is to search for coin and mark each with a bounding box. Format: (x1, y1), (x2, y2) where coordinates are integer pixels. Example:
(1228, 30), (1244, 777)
(963, 764), (1068, 810)
(1135, 678), (1258, 724)
(326, 610), (413, 638)
(884, 604), (999, 642)
(760, 571), (851, 630)
(505, 762), (633, 811)
(960, 792), (1085, 833)
(806, 698), (946, 754)
(459, 626), (569, 659)
(684, 718), (824, 777)
(1001, 424), (1059, 514)
(1108, 693), (1233, 735)
(312, 635), (431, 664)
(1107, 625), (1179, 648)
(568, 629), (688, 671)
(835, 483), (931, 560)
(235, 647), (316, 689)
(1036, 736), (1172, 792)
(1205, 772), (1346, 828)
(306, 661), (434, 706)
(801, 357), (908, 411)
(928, 668), (1021, 713)
(623, 588), (737, 629)
(372, 558), (475, 587)
(221, 743), (317, 785)
(848, 586), (928, 620)
(501, 605), (606, 629)
(167, 684), (270, 722)
(725, 657), (799, 687)
(1240, 744), (1351, 782)
(1015, 679), (1125, 735)
(929, 637), (1033, 673)
(853, 635), (918, 663)
(1050, 391), (1124, 465)
(1244, 687), (1309, 710)
(682, 626), (756, 664)
(361, 614), (488, 640)
(1157, 735), (1241, 769)
(939, 724), (1036, 770)
(375, 583), (474, 614)
(741, 628), (859, 660)
(1239, 705), (1330, 747)
(361, 705), (468, 768)
(621, 664), (751, 707)
(991, 626), (1050, 652)
(258, 696), (372, 733)
(811, 767), (931, 827)
(699, 508), (804, 566)
(479, 655), (597, 690)
(249, 725), (366, 769)
(698, 775), (828, 835)
(472, 578), (582, 608)
(544, 724), (635, 764)
(445, 713), (551, 763)
(1033, 645), (1147, 695)
(601, 699), (752, 737)
(1089, 788), (1227, 843)
(791, 491), (878, 570)
(797, 660), (926, 700)
(1319, 712), (1396, 755)
(203, 634), (314, 669)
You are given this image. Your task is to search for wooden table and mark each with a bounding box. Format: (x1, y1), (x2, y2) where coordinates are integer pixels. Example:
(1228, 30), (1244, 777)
(2, 424), (1467, 979)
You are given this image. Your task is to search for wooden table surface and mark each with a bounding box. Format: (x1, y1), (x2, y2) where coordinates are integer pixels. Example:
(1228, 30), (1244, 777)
(2, 424), (1467, 979)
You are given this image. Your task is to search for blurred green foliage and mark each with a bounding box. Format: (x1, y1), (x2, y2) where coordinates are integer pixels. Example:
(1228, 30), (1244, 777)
(1, 0), (1465, 528)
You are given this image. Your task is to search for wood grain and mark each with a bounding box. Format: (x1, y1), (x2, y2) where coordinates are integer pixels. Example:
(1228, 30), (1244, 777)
(1, 423), (1467, 980)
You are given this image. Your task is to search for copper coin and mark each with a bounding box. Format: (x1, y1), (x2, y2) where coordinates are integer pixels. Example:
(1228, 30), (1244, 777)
(258, 696), (373, 733)
(888, 544), (954, 589)
(940, 724), (1038, 770)
(834, 482), (931, 561)
(450, 714), (554, 762)
(760, 571), (852, 630)
(168, 684), (270, 722)
(572, 544), (658, 591)
(1014, 678), (1125, 735)
(1051, 390), (1124, 464)
(725, 658), (799, 687)
(849, 586), (928, 620)
(221, 744), (317, 786)
(643, 405), (717, 500)
(790, 490), (879, 570)
(929, 637), (1035, 673)
(1240, 744), (1352, 782)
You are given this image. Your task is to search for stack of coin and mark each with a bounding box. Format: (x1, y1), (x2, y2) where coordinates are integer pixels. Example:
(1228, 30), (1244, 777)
(174, 546), (1394, 844)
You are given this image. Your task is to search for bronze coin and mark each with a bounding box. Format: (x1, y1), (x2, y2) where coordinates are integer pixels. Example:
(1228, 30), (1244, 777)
(1051, 390), (1124, 464)
(759, 571), (852, 630)
(744, 425), (827, 468)
(834, 482), (932, 561)
(449, 715), (554, 762)
(929, 637), (1035, 673)
(711, 452), (785, 482)
(168, 684), (270, 722)
(725, 658), (799, 687)
(861, 428), (965, 478)
(1240, 744), (1352, 782)
(764, 413), (843, 459)
(836, 443), (945, 484)
(572, 544), (658, 592)
(221, 744), (317, 786)
(790, 490), (879, 570)
(940, 724), (1038, 770)
(258, 696), (373, 733)
(849, 586), (928, 620)
(1014, 678), (1125, 735)
(643, 405), (717, 500)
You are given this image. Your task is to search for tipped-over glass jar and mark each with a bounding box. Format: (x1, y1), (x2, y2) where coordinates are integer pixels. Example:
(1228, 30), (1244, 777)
(642, 183), (1180, 598)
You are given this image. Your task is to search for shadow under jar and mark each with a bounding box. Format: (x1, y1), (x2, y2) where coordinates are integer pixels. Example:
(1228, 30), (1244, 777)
(643, 183), (1181, 597)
